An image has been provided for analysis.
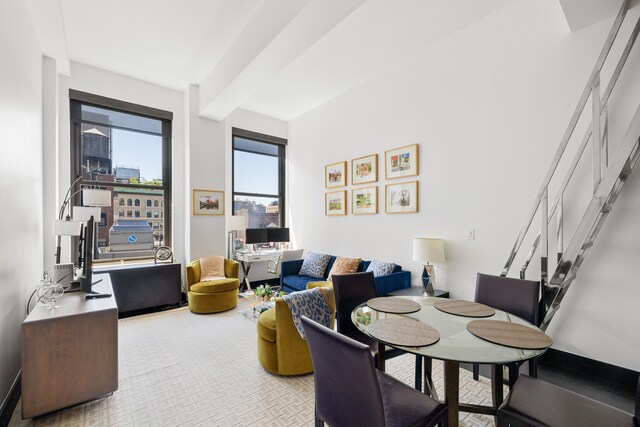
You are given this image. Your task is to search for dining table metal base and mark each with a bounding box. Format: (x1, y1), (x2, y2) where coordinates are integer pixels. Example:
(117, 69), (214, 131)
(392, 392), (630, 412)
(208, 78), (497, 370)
(442, 362), (505, 427)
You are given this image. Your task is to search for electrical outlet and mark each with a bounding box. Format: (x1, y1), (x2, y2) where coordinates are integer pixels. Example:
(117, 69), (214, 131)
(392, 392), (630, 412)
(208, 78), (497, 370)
(466, 229), (475, 240)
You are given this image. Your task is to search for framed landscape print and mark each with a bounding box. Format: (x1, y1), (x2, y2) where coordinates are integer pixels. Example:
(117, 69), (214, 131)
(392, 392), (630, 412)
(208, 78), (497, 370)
(385, 144), (419, 180)
(385, 181), (418, 214)
(351, 154), (378, 185)
(325, 161), (347, 188)
(325, 191), (347, 216)
(192, 189), (224, 215)
(352, 186), (378, 215)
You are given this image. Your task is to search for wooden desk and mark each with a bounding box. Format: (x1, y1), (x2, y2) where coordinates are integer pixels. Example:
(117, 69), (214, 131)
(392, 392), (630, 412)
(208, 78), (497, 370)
(21, 273), (118, 419)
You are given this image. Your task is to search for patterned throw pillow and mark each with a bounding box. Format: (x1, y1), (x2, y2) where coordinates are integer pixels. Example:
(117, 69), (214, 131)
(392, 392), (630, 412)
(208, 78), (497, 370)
(366, 260), (396, 277)
(327, 257), (362, 281)
(299, 252), (332, 279)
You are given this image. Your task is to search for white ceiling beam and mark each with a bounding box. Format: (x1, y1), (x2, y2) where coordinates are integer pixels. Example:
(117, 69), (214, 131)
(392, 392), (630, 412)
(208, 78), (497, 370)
(559, 0), (624, 32)
(198, 0), (366, 121)
(25, 0), (70, 75)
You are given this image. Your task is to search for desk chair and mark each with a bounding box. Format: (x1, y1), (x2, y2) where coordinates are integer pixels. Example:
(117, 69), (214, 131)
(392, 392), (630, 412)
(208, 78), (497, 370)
(301, 316), (448, 427)
(267, 249), (304, 276)
(473, 273), (540, 388)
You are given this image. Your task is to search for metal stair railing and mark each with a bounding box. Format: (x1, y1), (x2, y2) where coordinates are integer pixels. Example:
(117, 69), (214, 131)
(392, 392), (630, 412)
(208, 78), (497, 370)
(500, 0), (640, 331)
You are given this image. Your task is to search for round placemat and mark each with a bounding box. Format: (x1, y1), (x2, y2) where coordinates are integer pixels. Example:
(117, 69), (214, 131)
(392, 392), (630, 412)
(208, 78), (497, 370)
(368, 318), (440, 347)
(434, 300), (495, 317)
(367, 297), (421, 314)
(467, 319), (553, 350)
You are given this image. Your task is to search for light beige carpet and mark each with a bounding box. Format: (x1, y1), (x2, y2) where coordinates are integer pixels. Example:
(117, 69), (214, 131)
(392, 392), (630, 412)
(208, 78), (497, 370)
(10, 299), (500, 426)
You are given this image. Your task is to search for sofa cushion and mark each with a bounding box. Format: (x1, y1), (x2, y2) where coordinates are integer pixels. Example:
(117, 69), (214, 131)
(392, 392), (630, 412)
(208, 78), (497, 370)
(257, 308), (276, 343)
(327, 257), (361, 281)
(190, 278), (239, 293)
(283, 275), (320, 292)
(299, 252), (331, 278)
(366, 260), (397, 277)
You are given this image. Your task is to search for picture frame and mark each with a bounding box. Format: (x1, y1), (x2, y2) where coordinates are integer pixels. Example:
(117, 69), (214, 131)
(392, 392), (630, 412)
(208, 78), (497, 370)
(192, 189), (225, 216)
(385, 144), (419, 180)
(352, 186), (378, 215)
(325, 161), (347, 188)
(385, 181), (418, 214)
(351, 154), (378, 185)
(325, 190), (347, 216)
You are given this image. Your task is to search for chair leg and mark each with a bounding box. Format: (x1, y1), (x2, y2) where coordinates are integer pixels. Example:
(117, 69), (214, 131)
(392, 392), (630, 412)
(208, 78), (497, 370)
(508, 363), (519, 390)
(528, 358), (538, 378)
(314, 414), (324, 427)
(472, 363), (480, 381)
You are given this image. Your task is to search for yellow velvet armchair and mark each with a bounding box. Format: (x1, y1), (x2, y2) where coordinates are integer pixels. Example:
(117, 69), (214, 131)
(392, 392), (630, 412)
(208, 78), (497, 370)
(257, 297), (335, 376)
(186, 258), (240, 313)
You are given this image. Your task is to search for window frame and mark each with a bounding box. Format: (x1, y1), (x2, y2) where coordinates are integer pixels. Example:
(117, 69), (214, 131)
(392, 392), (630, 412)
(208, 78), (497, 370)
(232, 128), (287, 227)
(69, 89), (172, 262)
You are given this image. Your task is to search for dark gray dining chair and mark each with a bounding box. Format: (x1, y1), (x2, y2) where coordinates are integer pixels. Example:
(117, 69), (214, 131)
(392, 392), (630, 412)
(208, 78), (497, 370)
(472, 273), (540, 388)
(332, 272), (385, 368)
(498, 374), (639, 427)
(301, 316), (448, 427)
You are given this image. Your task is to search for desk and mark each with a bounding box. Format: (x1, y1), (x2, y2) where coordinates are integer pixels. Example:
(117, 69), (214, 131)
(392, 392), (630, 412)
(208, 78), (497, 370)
(235, 250), (282, 291)
(21, 273), (118, 419)
(352, 296), (547, 427)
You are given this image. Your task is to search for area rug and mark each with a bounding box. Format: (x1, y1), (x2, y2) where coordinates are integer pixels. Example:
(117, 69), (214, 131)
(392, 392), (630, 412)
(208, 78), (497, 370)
(10, 299), (499, 426)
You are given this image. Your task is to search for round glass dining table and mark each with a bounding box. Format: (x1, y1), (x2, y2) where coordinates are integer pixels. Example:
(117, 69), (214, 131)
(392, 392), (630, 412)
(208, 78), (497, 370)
(351, 295), (548, 427)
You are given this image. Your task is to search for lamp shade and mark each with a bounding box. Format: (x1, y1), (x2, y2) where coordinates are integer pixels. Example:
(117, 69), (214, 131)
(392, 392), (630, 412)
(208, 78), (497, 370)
(53, 220), (83, 236)
(82, 189), (111, 207)
(72, 206), (101, 222)
(225, 215), (246, 232)
(413, 238), (445, 263)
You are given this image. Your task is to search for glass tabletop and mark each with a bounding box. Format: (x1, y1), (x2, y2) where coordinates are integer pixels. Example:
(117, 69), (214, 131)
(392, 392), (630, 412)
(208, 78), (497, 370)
(352, 296), (547, 364)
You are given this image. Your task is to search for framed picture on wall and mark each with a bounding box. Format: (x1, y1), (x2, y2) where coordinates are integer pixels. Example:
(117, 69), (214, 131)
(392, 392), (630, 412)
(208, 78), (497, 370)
(385, 144), (419, 180)
(325, 190), (347, 216)
(192, 189), (225, 215)
(352, 186), (378, 215)
(325, 161), (347, 188)
(351, 154), (378, 185)
(385, 181), (418, 214)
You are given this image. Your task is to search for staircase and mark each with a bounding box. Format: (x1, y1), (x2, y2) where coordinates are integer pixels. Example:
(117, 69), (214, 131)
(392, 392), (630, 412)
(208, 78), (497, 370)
(501, 0), (640, 331)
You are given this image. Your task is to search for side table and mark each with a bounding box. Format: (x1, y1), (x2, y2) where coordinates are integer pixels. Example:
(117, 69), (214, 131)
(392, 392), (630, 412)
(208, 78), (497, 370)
(388, 286), (450, 299)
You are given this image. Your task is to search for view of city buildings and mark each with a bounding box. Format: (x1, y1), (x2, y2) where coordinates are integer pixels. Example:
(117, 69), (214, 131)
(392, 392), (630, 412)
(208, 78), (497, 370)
(80, 123), (164, 259)
(233, 197), (280, 228)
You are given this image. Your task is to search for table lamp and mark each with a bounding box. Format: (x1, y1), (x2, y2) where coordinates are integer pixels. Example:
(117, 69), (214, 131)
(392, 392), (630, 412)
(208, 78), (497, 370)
(412, 237), (445, 294)
(225, 215), (246, 259)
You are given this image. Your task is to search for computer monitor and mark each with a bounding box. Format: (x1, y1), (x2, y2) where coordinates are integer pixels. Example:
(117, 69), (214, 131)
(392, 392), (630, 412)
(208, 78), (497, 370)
(267, 228), (289, 243)
(78, 216), (95, 293)
(245, 228), (268, 244)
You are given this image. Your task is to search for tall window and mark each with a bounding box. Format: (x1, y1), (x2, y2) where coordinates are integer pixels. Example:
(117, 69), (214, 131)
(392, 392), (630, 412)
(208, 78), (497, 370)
(232, 128), (286, 228)
(70, 90), (172, 261)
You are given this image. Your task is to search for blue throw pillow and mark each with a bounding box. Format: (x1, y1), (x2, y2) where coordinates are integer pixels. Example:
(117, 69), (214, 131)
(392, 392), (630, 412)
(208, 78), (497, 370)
(366, 260), (396, 277)
(299, 252), (331, 279)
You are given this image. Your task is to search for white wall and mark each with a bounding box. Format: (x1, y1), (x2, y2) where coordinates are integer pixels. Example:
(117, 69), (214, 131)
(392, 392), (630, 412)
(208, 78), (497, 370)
(186, 85), (226, 262)
(53, 63), (187, 268)
(0, 0), (43, 409)
(288, 0), (640, 370)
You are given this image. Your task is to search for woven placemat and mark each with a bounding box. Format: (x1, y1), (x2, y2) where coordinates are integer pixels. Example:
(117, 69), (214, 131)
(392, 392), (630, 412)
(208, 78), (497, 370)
(467, 319), (553, 350)
(367, 297), (421, 314)
(434, 300), (495, 317)
(368, 318), (439, 347)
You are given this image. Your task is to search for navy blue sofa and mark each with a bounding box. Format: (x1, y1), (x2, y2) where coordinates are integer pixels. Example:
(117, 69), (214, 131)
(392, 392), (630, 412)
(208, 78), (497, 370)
(280, 256), (411, 296)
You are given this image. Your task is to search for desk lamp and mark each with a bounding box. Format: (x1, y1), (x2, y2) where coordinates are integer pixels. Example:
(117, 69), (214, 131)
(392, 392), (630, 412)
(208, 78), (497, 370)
(412, 237), (445, 294)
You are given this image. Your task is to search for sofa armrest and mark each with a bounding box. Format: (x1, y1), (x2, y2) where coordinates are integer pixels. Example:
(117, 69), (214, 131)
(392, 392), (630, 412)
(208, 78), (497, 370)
(374, 270), (411, 296)
(281, 259), (304, 279)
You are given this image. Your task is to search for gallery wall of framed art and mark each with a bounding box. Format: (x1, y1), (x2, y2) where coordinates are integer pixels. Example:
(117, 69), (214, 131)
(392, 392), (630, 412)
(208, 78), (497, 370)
(325, 143), (420, 216)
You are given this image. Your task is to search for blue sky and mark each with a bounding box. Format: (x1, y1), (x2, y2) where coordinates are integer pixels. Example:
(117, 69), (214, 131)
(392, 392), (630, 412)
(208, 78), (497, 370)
(234, 151), (278, 195)
(111, 129), (162, 180)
